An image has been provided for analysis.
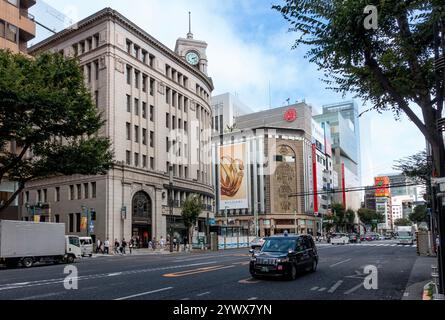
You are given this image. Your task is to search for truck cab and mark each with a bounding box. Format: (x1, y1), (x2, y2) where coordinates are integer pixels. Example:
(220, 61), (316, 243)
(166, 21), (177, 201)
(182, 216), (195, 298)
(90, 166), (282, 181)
(65, 236), (82, 262)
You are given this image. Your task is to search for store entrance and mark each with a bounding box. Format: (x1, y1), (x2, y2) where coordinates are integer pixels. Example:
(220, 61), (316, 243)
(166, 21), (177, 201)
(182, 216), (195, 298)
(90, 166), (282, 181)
(132, 191), (152, 248)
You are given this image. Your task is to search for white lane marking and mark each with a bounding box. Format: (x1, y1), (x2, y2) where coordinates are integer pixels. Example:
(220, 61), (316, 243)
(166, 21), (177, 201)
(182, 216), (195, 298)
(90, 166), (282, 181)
(403, 292), (409, 297)
(248, 297), (258, 300)
(197, 291), (211, 297)
(114, 287), (173, 300)
(181, 298), (191, 300)
(108, 272), (122, 277)
(0, 261), (217, 292)
(344, 283), (363, 295)
(330, 258), (352, 268)
(311, 287), (319, 291)
(318, 288), (326, 292)
(18, 292), (65, 300)
(328, 280), (343, 293)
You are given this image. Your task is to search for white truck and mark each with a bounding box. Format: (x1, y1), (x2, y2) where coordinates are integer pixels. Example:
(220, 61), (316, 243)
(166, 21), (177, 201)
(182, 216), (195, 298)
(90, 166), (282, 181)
(0, 220), (82, 268)
(395, 225), (416, 245)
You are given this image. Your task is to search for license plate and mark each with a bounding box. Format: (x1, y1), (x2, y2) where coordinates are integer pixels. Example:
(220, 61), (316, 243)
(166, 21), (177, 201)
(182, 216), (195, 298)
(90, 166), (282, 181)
(261, 267), (269, 272)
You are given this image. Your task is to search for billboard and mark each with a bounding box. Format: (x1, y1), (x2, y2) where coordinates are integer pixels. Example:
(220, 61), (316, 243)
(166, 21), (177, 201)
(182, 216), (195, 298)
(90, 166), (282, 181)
(219, 143), (248, 210)
(375, 176), (390, 197)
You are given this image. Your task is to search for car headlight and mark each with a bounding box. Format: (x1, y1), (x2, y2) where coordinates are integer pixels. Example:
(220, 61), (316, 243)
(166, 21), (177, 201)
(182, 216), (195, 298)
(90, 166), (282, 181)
(277, 257), (289, 263)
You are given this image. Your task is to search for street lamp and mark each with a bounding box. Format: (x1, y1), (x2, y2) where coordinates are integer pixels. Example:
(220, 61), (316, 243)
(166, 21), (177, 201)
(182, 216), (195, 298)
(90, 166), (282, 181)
(169, 165), (174, 253)
(294, 210), (297, 235)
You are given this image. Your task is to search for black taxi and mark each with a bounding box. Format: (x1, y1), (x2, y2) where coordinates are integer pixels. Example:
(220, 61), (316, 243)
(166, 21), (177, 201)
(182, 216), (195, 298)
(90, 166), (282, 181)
(249, 233), (318, 280)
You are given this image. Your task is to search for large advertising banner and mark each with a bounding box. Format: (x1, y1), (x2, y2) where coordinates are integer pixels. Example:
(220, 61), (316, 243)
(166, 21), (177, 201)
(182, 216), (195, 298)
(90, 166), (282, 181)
(375, 176), (390, 197)
(219, 143), (248, 210)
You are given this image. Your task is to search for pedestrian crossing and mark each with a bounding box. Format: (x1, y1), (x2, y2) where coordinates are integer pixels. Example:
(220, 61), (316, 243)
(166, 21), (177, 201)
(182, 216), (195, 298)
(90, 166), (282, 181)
(317, 242), (416, 248)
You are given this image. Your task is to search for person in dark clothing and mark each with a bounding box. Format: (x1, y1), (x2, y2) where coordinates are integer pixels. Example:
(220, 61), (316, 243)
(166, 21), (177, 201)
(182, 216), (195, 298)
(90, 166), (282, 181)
(121, 238), (127, 254)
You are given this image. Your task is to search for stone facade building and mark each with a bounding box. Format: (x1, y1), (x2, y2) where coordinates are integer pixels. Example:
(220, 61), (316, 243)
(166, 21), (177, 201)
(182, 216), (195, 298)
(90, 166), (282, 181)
(20, 8), (214, 246)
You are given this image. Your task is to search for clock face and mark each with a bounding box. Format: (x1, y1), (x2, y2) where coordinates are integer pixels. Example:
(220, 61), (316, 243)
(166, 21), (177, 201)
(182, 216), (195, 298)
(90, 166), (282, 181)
(185, 51), (199, 65)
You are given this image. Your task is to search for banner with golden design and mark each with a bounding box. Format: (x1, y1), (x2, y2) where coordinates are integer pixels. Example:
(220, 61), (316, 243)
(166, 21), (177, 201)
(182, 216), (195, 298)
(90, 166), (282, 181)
(219, 143), (248, 210)
(80, 216), (88, 231)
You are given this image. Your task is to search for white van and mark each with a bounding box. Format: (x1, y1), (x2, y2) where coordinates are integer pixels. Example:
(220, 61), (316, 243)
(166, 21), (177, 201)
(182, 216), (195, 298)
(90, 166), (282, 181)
(79, 237), (93, 257)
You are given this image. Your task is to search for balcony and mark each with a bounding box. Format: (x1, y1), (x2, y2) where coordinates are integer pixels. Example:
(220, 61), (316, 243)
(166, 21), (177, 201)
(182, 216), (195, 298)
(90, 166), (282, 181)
(20, 0), (36, 10)
(19, 9), (36, 41)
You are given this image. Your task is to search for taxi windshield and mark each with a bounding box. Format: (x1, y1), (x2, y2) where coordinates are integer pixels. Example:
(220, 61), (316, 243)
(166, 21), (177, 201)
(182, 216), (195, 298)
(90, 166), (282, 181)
(261, 239), (296, 253)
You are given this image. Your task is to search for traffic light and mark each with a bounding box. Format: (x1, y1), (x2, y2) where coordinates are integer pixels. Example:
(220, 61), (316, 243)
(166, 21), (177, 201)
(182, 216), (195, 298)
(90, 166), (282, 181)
(90, 210), (96, 221)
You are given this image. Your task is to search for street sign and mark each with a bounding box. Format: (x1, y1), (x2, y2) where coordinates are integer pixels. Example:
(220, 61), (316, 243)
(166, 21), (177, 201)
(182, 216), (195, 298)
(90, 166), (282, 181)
(121, 206), (127, 220)
(208, 218), (216, 225)
(89, 221), (95, 234)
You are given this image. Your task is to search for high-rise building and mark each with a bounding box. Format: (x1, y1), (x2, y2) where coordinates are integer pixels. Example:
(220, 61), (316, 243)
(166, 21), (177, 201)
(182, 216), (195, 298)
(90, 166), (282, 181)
(19, 8), (214, 245)
(211, 93), (253, 135)
(0, 0), (36, 54)
(313, 101), (362, 210)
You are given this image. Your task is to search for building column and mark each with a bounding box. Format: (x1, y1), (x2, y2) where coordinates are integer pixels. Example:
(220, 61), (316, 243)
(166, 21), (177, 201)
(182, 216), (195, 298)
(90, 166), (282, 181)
(154, 188), (166, 241)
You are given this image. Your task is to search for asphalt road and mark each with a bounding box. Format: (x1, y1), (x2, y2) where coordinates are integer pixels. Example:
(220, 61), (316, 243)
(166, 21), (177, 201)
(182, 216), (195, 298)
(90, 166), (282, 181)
(0, 240), (420, 300)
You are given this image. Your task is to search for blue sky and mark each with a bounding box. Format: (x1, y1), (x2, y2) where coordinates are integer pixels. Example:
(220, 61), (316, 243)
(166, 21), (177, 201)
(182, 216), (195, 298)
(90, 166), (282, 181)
(30, 0), (426, 185)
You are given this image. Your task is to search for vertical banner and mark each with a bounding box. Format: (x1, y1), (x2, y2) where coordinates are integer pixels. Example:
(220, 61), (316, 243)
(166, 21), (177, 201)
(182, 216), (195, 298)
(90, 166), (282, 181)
(312, 144), (318, 214)
(34, 215), (40, 223)
(341, 163), (346, 208)
(219, 143), (248, 210)
(80, 216), (88, 231)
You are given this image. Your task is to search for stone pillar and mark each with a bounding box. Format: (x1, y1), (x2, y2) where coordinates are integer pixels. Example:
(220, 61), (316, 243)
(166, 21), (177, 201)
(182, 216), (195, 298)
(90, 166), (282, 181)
(154, 188), (167, 241)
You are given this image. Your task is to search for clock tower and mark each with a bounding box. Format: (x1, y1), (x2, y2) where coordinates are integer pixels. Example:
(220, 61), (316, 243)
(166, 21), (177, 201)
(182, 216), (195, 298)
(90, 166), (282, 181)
(175, 12), (208, 75)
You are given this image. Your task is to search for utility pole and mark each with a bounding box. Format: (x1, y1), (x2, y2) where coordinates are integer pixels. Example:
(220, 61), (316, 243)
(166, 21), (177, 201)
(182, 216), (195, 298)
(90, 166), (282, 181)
(169, 166), (174, 253)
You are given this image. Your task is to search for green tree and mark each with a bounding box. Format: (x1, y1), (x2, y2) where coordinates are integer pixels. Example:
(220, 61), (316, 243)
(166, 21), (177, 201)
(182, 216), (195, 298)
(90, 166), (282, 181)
(394, 218), (413, 226)
(345, 209), (356, 232)
(409, 204), (428, 223)
(181, 194), (202, 249)
(0, 50), (113, 212)
(393, 151), (431, 184)
(273, 0), (445, 180)
(357, 208), (384, 232)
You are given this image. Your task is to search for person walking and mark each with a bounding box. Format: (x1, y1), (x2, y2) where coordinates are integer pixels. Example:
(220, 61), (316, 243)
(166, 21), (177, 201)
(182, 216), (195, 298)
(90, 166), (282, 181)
(160, 236), (165, 249)
(104, 238), (110, 255)
(121, 238), (127, 255)
(129, 239), (133, 254)
(96, 238), (102, 254)
(173, 237), (177, 251)
(114, 239), (120, 255)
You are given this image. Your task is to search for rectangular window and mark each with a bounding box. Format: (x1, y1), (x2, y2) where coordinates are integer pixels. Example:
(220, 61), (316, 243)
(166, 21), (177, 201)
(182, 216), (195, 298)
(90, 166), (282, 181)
(135, 125), (139, 143)
(127, 95), (131, 112)
(166, 113), (170, 128)
(25, 191), (29, 203)
(0, 20), (5, 38)
(55, 214), (60, 223)
(133, 45), (140, 59)
(126, 40), (132, 53)
(134, 153), (139, 167)
(149, 54), (155, 68)
(184, 98), (188, 113)
(150, 131), (154, 148)
(134, 70), (140, 89)
(142, 128), (147, 145)
(142, 50), (147, 64)
(94, 60), (99, 80)
(91, 182), (96, 198)
(172, 91), (177, 107)
(126, 66), (132, 85)
(142, 75), (147, 92)
(166, 137), (169, 152)
(69, 214), (74, 233)
(84, 183), (89, 199)
(142, 155), (147, 168)
(94, 34), (100, 48)
(166, 87), (170, 104)
(76, 213), (81, 233)
(70, 185), (74, 200)
(172, 116), (176, 129)
(134, 98), (139, 115)
(80, 41), (85, 54)
(184, 121), (188, 133)
(94, 90), (99, 107)
(185, 166), (188, 179)
(142, 102), (147, 119)
(126, 151), (131, 165)
(126, 122), (131, 140)
(87, 37), (92, 51)
(86, 64), (91, 83)
(37, 189), (41, 202)
(150, 105), (154, 121)
(150, 78), (155, 96)
(77, 184), (81, 199)
(43, 189), (47, 203)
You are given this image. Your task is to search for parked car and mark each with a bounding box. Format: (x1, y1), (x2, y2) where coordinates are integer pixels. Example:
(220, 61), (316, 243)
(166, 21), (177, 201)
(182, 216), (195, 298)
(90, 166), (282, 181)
(79, 236), (93, 257)
(348, 233), (360, 243)
(331, 233), (350, 245)
(250, 237), (265, 250)
(360, 234), (366, 242)
(249, 234), (318, 280)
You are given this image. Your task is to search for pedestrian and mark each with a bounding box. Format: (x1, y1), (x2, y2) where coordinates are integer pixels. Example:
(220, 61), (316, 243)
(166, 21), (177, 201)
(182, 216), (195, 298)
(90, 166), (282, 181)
(160, 236), (165, 249)
(96, 238), (102, 254)
(129, 239), (133, 254)
(104, 238), (110, 255)
(121, 238), (127, 254)
(114, 238), (120, 255)
(152, 237), (157, 250)
(173, 237), (177, 251)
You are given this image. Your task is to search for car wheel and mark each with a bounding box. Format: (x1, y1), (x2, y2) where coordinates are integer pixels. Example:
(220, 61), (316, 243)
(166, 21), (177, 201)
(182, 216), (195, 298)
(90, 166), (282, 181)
(66, 255), (75, 264)
(288, 264), (297, 280)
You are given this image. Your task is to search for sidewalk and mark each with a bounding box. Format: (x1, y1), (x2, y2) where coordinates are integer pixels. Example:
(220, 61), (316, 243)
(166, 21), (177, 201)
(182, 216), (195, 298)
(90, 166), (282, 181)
(402, 255), (437, 300)
(91, 246), (211, 258)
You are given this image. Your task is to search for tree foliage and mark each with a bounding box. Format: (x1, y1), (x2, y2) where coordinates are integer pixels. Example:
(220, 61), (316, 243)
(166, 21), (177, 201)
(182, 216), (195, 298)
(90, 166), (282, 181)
(181, 194), (203, 246)
(393, 150), (431, 184)
(0, 50), (113, 211)
(357, 208), (384, 231)
(409, 204), (428, 223)
(394, 218), (413, 226)
(273, 0), (445, 175)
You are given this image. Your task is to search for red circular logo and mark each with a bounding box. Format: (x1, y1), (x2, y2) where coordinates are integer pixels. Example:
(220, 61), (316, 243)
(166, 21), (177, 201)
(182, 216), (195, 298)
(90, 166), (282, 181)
(284, 108), (297, 122)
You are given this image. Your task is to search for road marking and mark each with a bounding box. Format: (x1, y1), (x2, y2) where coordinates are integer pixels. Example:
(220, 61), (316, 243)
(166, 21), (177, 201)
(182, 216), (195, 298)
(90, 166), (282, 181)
(197, 292), (211, 297)
(239, 277), (261, 284)
(403, 292), (409, 297)
(163, 265), (235, 278)
(114, 287), (173, 300)
(232, 261), (250, 266)
(328, 280), (343, 293)
(18, 292), (65, 300)
(108, 272), (122, 277)
(310, 287), (319, 291)
(318, 287), (326, 292)
(344, 283), (363, 295)
(248, 297), (258, 300)
(181, 298), (190, 300)
(330, 258), (352, 268)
